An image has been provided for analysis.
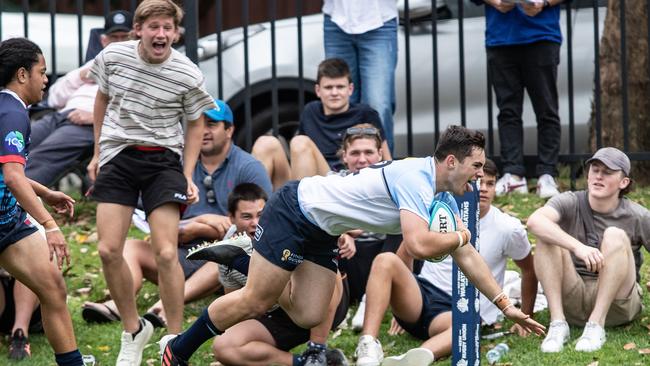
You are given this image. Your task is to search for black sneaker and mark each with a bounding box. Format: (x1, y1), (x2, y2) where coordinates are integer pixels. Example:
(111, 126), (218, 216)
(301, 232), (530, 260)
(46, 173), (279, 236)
(185, 233), (252, 265)
(325, 348), (349, 366)
(301, 343), (327, 366)
(8, 328), (30, 360)
(160, 336), (188, 366)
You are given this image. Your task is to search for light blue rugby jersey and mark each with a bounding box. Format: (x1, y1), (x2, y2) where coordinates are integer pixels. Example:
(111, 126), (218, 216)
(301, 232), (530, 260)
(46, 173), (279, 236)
(297, 157), (458, 236)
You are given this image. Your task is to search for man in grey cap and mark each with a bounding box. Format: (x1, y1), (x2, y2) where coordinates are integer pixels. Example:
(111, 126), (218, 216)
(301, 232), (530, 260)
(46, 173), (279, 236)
(25, 10), (132, 187)
(528, 147), (650, 353)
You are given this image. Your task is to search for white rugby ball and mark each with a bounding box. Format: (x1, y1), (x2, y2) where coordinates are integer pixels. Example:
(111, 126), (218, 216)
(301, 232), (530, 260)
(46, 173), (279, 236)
(427, 200), (457, 262)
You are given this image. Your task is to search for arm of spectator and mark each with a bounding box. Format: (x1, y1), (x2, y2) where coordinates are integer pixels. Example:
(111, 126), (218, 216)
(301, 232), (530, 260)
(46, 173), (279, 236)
(380, 140), (392, 161)
(483, 0), (515, 13)
(87, 90), (108, 182)
(337, 233), (357, 259)
(47, 62), (93, 109)
(67, 109), (94, 125)
(179, 214), (232, 243)
(528, 206), (604, 272)
(183, 116), (205, 204)
(510, 252), (537, 337)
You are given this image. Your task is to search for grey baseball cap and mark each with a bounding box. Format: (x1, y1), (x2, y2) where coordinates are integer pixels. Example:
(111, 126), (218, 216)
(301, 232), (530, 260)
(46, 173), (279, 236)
(585, 147), (631, 176)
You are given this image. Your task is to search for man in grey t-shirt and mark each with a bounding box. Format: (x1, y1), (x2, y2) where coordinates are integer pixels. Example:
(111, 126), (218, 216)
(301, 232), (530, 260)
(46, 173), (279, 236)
(528, 147), (650, 353)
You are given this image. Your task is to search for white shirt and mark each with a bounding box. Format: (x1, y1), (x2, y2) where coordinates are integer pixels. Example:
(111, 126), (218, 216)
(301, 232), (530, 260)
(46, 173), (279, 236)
(298, 157), (447, 236)
(419, 205), (531, 324)
(47, 60), (97, 113)
(323, 0), (398, 34)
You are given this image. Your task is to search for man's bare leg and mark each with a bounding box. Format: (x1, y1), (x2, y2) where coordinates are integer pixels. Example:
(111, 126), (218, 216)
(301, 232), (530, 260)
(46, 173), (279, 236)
(213, 319), (293, 366)
(97, 203), (139, 332)
(252, 135), (291, 190)
(0, 232), (77, 353)
(11, 280), (39, 336)
(589, 227), (637, 325)
(289, 136), (331, 180)
(148, 203), (184, 334)
(534, 239), (581, 321)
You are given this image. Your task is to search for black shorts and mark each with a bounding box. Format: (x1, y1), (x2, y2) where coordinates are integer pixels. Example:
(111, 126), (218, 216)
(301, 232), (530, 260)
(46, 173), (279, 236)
(92, 147), (188, 216)
(257, 277), (350, 351)
(0, 208), (39, 254)
(253, 181), (339, 273)
(394, 275), (452, 340)
(0, 276), (42, 334)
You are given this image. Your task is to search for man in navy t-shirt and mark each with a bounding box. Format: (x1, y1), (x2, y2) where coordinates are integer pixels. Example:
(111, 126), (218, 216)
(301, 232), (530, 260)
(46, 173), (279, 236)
(251, 58), (392, 189)
(0, 38), (83, 366)
(472, 0), (563, 199)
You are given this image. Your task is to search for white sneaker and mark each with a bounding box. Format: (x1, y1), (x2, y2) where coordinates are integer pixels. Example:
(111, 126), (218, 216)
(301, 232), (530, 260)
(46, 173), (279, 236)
(495, 173), (528, 196)
(537, 174), (560, 198)
(351, 294), (366, 331)
(158, 333), (177, 358)
(116, 318), (154, 366)
(540, 320), (570, 353)
(382, 348), (434, 366)
(355, 335), (383, 366)
(575, 321), (606, 352)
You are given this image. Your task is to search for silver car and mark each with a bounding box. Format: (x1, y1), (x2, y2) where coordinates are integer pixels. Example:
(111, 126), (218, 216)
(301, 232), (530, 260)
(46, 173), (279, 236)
(195, 1), (605, 158)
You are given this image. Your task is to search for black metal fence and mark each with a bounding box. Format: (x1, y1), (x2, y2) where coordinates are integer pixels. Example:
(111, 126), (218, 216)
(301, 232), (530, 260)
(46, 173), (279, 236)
(1, 0), (648, 183)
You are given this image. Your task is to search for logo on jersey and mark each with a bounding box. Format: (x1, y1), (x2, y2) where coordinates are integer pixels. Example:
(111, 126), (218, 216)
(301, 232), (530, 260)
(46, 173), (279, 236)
(254, 224), (264, 241)
(4, 131), (24, 153)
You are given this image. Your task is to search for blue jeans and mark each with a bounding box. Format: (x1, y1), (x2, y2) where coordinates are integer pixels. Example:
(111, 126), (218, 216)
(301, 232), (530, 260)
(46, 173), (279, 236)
(324, 15), (398, 153)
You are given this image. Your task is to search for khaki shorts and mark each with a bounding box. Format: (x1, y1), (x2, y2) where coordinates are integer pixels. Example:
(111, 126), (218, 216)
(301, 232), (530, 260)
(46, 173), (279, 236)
(563, 276), (643, 327)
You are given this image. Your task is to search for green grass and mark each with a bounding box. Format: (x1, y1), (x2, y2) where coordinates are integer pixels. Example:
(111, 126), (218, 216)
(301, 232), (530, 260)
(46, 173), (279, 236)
(10, 185), (650, 365)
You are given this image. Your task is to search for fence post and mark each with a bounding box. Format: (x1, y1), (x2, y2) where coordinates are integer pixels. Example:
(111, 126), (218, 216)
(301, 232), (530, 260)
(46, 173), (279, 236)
(183, 1), (199, 64)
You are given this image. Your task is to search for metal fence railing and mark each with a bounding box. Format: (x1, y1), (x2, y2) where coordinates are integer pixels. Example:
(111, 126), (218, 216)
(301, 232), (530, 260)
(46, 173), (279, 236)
(1, 0), (648, 184)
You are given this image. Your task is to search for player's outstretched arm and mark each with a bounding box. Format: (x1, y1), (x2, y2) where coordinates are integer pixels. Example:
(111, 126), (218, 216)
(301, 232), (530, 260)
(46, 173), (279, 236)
(451, 246), (545, 335)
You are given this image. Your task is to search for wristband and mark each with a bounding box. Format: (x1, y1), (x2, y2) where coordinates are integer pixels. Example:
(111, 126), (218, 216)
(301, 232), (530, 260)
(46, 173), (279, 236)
(455, 231), (464, 249)
(45, 227), (61, 233)
(501, 303), (515, 313)
(491, 292), (506, 304)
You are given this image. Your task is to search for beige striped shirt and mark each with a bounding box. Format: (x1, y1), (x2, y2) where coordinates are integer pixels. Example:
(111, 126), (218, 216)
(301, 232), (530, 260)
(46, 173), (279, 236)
(90, 40), (214, 167)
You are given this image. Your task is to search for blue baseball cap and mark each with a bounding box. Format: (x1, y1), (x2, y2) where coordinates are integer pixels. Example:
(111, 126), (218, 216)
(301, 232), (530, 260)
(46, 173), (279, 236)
(204, 99), (233, 124)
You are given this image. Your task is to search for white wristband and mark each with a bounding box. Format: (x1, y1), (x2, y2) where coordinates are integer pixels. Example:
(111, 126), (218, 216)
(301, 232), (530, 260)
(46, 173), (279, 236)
(45, 227), (60, 233)
(455, 231), (464, 249)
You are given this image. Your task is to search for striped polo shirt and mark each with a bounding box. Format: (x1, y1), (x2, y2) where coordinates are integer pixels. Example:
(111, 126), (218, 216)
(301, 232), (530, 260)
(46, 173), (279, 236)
(89, 40), (214, 167)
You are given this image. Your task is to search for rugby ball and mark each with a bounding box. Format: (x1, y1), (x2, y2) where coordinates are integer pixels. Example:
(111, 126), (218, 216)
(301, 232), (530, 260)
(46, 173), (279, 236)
(427, 200), (457, 262)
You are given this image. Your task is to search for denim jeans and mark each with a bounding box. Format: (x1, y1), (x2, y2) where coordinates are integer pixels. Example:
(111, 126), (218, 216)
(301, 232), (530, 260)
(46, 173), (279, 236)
(324, 14), (398, 153)
(488, 41), (561, 177)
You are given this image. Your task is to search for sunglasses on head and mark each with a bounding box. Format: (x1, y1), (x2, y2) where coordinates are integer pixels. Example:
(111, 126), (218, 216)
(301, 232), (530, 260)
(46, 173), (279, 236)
(202, 175), (216, 204)
(343, 127), (380, 139)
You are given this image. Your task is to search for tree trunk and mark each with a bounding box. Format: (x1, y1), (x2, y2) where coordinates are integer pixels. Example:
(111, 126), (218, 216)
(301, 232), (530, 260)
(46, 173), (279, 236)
(590, 0), (650, 183)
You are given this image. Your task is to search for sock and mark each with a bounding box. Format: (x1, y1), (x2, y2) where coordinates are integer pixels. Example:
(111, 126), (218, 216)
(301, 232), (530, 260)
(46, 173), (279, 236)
(292, 353), (304, 366)
(131, 319), (144, 338)
(55, 349), (83, 366)
(171, 308), (223, 361)
(231, 255), (250, 275)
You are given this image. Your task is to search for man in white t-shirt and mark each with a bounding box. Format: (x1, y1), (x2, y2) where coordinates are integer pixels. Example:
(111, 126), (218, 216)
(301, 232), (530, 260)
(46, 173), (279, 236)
(355, 159), (537, 366)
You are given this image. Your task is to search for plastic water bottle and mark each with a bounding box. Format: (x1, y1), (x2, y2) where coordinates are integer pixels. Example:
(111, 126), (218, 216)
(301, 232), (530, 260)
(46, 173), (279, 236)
(486, 343), (509, 365)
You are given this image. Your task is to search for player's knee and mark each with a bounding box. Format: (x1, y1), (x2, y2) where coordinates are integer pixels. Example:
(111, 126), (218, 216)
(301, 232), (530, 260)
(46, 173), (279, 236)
(212, 338), (240, 364)
(34, 272), (67, 306)
(291, 311), (323, 329)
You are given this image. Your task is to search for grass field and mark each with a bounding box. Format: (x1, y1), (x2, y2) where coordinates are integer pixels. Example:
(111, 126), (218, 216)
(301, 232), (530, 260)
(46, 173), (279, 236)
(4, 183), (650, 365)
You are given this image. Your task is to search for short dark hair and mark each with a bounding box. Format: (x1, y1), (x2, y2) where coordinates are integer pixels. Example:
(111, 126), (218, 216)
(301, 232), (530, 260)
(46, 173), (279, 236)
(316, 58), (352, 84)
(0, 38), (42, 88)
(483, 158), (498, 178)
(433, 125), (485, 162)
(227, 183), (268, 216)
